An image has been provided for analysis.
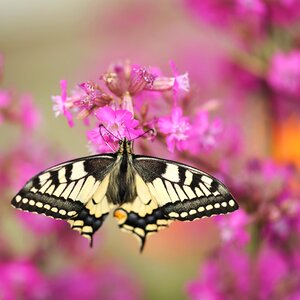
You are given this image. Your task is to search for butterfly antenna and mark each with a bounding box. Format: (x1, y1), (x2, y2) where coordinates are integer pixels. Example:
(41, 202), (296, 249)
(98, 124), (118, 152)
(99, 124), (121, 141)
(132, 128), (156, 141)
(125, 126), (132, 141)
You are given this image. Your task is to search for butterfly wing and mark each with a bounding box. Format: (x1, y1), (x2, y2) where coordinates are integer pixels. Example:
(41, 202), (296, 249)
(114, 155), (238, 251)
(11, 154), (117, 245)
(113, 173), (172, 251)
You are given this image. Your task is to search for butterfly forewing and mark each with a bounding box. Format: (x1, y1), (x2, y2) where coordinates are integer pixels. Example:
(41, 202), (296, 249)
(133, 156), (238, 220)
(11, 154), (116, 245)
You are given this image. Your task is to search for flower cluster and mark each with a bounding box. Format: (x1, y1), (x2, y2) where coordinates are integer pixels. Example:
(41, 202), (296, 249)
(184, 1), (300, 299)
(52, 61), (222, 154)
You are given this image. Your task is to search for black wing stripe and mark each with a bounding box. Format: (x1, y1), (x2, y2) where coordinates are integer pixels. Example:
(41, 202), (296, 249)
(12, 191), (83, 219)
(164, 194), (238, 221)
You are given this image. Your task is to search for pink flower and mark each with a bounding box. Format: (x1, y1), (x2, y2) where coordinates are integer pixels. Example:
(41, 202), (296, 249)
(0, 260), (49, 300)
(88, 106), (142, 148)
(269, 0), (300, 26)
(52, 80), (74, 127)
(18, 211), (62, 235)
(0, 90), (11, 107)
(189, 110), (222, 153)
(158, 107), (190, 152)
(216, 209), (250, 246)
(50, 265), (141, 300)
(86, 127), (116, 154)
(236, 0), (266, 15)
(185, 0), (266, 27)
(151, 64), (189, 94)
(268, 51), (300, 96)
(186, 247), (250, 299)
(0, 53), (3, 79)
(74, 81), (112, 117)
(0, 90), (12, 124)
(19, 94), (40, 130)
(187, 245), (290, 299)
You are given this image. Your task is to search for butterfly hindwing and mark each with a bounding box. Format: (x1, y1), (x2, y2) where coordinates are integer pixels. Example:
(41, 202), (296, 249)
(113, 174), (172, 251)
(133, 156), (238, 221)
(11, 154), (117, 245)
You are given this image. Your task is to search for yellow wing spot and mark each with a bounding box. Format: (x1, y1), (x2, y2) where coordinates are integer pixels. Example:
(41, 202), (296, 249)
(145, 224), (157, 231)
(82, 226), (93, 233)
(134, 227), (145, 237)
(36, 202), (43, 208)
(15, 195), (22, 202)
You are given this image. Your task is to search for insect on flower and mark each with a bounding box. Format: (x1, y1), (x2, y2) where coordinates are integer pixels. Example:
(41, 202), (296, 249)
(11, 125), (238, 251)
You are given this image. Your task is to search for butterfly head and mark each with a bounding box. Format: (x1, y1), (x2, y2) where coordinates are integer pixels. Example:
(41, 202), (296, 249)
(118, 138), (133, 154)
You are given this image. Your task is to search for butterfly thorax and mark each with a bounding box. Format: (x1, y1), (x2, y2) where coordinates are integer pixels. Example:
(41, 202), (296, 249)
(106, 139), (137, 205)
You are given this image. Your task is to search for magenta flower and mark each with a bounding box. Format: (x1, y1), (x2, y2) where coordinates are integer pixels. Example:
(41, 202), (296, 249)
(0, 53), (3, 79)
(269, 0), (300, 26)
(0, 90), (11, 108)
(50, 266), (141, 300)
(0, 90), (11, 124)
(216, 209), (250, 246)
(86, 127), (116, 153)
(158, 107), (191, 153)
(187, 247), (250, 299)
(185, 0), (266, 27)
(88, 106), (142, 149)
(189, 110), (222, 153)
(268, 51), (300, 97)
(187, 244), (292, 299)
(19, 94), (40, 130)
(0, 260), (49, 300)
(52, 80), (74, 127)
(18, 211), (62, 235)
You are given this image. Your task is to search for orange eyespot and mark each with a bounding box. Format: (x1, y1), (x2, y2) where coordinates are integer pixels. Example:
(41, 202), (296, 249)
(113, 209), (127, 224)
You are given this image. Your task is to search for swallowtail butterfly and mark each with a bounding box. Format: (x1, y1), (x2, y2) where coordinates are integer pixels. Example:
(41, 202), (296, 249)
(11, 139), (238, 251)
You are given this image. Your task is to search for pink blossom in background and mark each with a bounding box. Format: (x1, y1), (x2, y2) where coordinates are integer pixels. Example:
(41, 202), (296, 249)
(231, 159), (292, 203)
(267, 51), (300, 97)
(19, 94), (40, 130)
(220, 60), (261, 95)
(0, 90), (11, 107)
(0, 53), (3, 79)
(269, 0), (300, 25)
(18, 211), (62, 235)
(187, 244), (295, 300)
(0, 90), (12, 124)
(235, 0), (266, 15)
(187, 247), (250, 299)
(0, 260), (49, 300)
(158, 106), (191, 153)
(216, 209), (249, 246)
(184, 0), (266, 34)
(189, 110), (222, 153)
(264, 193), (300, 243)
(50, 266), (141, 300)
(52, 80), (74, 127)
